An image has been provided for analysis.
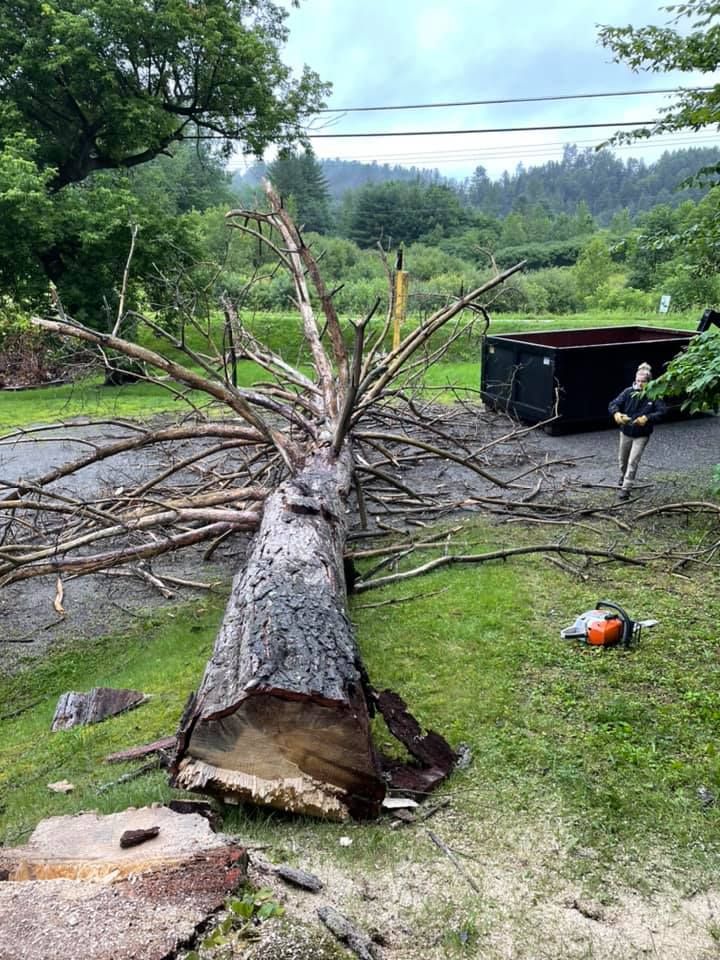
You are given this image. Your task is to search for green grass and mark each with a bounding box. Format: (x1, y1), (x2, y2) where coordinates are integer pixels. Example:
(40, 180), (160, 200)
(0, 598), (224, 843)
(0, 362), (267, 430)
(2, 515), (719, 895)
(5, 309), (699, 430)
(351, 518), (720, 888)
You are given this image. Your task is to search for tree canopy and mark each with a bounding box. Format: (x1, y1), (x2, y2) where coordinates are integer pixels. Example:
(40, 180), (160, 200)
(599, 1), (720, 407)
(599, 2), (720, 148)
(0, 0), (328, 324)
(267, 147), (333, 233)
(0, 0), (328, 191)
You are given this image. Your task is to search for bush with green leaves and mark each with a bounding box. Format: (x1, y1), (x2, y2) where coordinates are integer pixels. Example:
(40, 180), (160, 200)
(0, 299), (67, 386)
(589, 283), (656, 313)
(654, 265), (720, 312)
(511, 267), (581, 314)
(648, 328), (720, 413)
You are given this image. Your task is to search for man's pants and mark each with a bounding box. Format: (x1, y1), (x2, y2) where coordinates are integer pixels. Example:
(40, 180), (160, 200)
(618, 433), (649, 490)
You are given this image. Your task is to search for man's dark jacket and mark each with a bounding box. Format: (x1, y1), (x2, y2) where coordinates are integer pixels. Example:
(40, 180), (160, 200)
(608, 386), (666, 438)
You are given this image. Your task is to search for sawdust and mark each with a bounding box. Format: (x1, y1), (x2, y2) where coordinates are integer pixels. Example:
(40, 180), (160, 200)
(231, 809), (720, 960)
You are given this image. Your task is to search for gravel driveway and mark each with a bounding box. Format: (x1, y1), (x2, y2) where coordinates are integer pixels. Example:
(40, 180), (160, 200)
(1, 410), (717, 667)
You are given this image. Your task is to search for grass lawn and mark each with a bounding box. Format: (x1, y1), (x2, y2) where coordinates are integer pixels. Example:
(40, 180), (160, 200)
(1, 309), (700, 431)
(2, 514), (718, 901)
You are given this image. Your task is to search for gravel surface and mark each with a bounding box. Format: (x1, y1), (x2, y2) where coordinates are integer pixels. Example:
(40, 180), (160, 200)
(1, 410), (717, 668)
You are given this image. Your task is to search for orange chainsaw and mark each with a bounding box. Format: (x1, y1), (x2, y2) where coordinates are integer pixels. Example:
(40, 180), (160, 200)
(560, 600), (657, 648)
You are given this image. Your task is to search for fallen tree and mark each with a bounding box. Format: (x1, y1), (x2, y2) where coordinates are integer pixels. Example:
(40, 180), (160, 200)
(2, 184), (534, 818)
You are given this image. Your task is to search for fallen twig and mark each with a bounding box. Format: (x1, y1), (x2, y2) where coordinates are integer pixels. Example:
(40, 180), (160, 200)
(425, 828), (481, 893)
(317, 905), (380, 960)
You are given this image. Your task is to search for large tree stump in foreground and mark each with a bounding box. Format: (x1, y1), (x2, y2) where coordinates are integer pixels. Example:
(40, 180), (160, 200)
(172, 447), (386, 820)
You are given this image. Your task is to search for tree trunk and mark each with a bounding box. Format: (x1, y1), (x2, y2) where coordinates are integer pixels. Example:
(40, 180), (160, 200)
(172, 445), (386, 820)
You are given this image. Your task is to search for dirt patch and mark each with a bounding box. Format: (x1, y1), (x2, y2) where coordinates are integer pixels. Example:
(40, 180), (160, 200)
(239, 812), (720, 960)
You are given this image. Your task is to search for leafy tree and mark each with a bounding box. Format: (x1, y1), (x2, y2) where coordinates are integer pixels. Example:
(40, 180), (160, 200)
(0, 0), (327, 323)
(345, 181), (466, 248)
(648, 329), (720, 412)
(0, 1), (327, 191)
(574, 235), (614, 300)
(598, 2), (720, 163)
(600, 1), (720, 411)
(129, 142), (236, 216)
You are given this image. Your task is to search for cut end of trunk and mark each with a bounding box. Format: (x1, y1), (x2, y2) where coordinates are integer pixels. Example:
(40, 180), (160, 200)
(173, 757), (350, 820)
(173, 691), (385, 821)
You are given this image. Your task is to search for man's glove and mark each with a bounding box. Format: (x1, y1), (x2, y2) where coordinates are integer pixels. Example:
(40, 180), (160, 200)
(613, 412), (630, 425)
(633, 415), (648, 426)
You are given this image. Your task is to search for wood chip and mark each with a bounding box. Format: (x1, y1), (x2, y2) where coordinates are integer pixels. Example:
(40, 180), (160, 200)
(47, 780), (74, 794)
(119, 826), (160, 849)
(53, 576), (65, 616)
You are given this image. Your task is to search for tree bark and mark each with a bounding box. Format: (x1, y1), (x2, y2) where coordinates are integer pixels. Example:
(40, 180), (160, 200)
(172, 445), (386, 820)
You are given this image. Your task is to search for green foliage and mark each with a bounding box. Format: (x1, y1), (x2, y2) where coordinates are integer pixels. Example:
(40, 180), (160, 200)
(573, 235), (614, 301)
(599, 3), (720, 185)
(0, 0), (327, 324)
(648, 328), (720, 411)
(459, 146), (720, 222)
(0, 1), (327, 190)
(0, 299), (67, 386)
(344, 180), (467, 248)
(514, 267), (582, 314)
(496, 238), (585, 270)
(185, 888), (284, 958)
(267, 148), (333, 234)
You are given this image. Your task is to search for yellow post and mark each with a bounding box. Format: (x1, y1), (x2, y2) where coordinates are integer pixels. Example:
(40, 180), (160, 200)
(393, 269), (408, 351)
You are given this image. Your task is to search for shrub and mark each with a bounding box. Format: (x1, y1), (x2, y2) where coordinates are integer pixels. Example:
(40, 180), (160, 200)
(0, 301), (67, 387)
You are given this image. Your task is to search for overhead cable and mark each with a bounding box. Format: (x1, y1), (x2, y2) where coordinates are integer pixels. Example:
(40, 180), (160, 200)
(319, 87), (713, 114)
(307, 121), (658, 139)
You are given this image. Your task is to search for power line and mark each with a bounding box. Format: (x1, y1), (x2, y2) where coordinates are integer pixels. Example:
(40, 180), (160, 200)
(307, 120), (658, 139)
(227, 131), (720, 172)
(319, 87), (712, 114)
(318, 133), (720, 164)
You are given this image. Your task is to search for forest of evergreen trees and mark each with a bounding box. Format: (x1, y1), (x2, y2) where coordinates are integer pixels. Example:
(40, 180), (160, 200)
(224, 143), (720, 318)
(235, 144), (720, 224)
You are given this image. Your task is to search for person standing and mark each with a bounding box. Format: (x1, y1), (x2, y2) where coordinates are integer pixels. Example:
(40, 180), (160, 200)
(608, 362), (666, 500)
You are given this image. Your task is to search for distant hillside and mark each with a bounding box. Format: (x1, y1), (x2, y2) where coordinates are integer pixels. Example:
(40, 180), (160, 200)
(460, 145), (720, 222)
(233, 158), (446, 199)
(232, 145), (720, 224)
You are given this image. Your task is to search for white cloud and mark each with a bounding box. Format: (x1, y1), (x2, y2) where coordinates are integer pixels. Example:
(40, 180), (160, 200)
(257, 1), (720, 180)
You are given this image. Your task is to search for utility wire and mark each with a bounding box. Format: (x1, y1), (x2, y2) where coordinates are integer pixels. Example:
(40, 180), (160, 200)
(319, 87), (712, 114)
(227, 130), (720, 173)
(307, 120), (658, 139)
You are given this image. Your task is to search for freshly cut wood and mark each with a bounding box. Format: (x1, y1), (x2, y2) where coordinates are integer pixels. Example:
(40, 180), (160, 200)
(172, 450), (386, 820)
(51, 687), (146, 731)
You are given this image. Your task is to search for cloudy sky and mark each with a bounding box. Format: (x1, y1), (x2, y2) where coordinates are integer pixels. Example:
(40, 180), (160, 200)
(239, 0), (720, 181)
